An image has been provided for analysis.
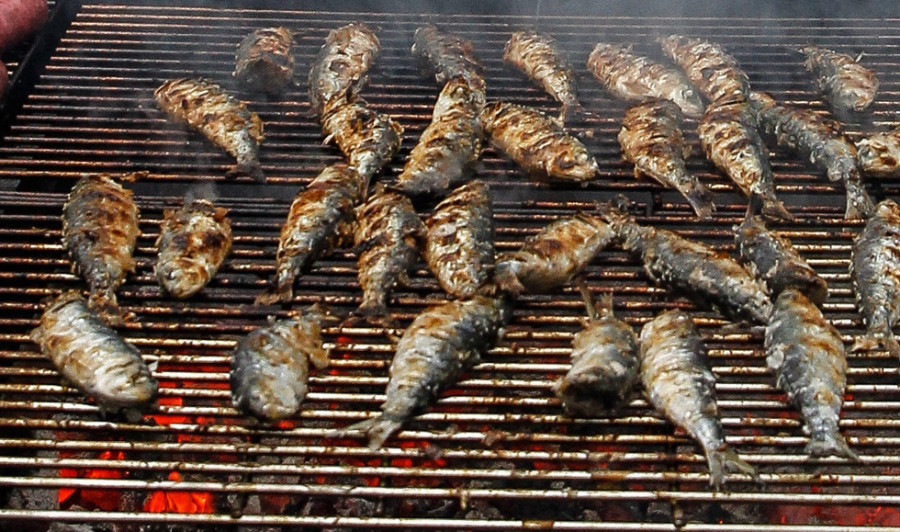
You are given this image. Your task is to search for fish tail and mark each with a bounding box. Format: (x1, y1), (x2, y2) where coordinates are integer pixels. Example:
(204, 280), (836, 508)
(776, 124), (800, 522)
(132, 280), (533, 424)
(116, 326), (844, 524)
(254, 282), (292, 306)
(229, 160), (265, 183)
(843, 179), (875, 220)
(851, 331), (900, 358)
(806, 431), (859, 461)
(493, 260), (526, 297)
(685, 185), (715, 220)
(758, 195), (794, 222)
(352, 302), (399, 328)
(706, 446), (758, 490)
(330, 415), (403, 450)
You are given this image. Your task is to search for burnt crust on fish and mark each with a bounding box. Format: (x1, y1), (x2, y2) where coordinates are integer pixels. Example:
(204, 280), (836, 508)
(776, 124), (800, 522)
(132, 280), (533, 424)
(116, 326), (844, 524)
(765, 288), (857, 459)
(857, 127), (900, 177)
(31, 291), (157, 413)
(256, 163), (364, 305)
(503, 29), (579, 123)
(155, 78), (265, 182)
(155, 198), (233, 299)
(800, 45), (878, 115)
(481, 101), (599, 182)
(62, 173), (141, 326)
(321, 99), (404, 186)
(395, 76), (484, 198)
(640, 309), (757, 489)
(659, 35), (750, 104)
(411, 24), (485, 94)
(424, 181), (495, 300)
(234, 26), (295, 95)
(618, 99), (714, 219)
(308, 22), (380, 117)
(586, 42), (704, 118)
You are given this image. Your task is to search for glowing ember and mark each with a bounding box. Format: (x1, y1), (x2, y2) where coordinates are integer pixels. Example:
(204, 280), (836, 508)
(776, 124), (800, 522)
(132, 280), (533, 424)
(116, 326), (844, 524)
(144, 471), (214, 514)
(58, 450), (124, 511)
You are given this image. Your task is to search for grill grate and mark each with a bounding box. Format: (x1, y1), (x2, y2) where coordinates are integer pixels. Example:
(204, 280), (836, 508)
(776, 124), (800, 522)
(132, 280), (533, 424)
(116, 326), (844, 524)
(2, 1), (900, 529)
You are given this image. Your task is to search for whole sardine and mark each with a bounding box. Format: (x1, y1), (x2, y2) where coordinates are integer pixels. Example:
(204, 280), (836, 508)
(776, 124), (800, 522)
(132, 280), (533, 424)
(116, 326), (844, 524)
(321, 99), (403, 187)
(494, 213), (613, 297)
(395, 76), (484, 197)
(750, 91), (872, 220)
(338, 295), (511, 448)
(354, 186), (425, 321)
(851, 199), (900, 357)
(424, 181), (495, 300)
(481, 101), (599, 182)
(308, 22), (380, 117)
(735, 212), (827, 305)
(503, 29), (579, 123)
(155, 78), (265, 181)
(857, 127), (900, 177)
(234, 26), (295, 95)
(62, 173), (141, 325)
(31, 291), (157, 413)
(618, 99), (715, 219)
(765, 288), (856, 459)
(659, 35), (750, 104)
(699, 99), (793, 221)
(230, 307), (329, 421)
(256, 163), (364, 305)
(600, 203), (772, 324)
(553, 290), (639, 416)
(640, 309), (757, 489)
(800, 45), (878, 115)
(586, 42), (704, 118)
(411, 24), (485, 94)
(155, 198), (233, 299)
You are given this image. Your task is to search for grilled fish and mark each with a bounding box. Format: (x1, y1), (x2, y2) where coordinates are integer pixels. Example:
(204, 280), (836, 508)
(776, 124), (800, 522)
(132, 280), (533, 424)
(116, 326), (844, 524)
(425, 181), (495, 300)
(735, 212), (827, 306)
(322, 99), (404, 187)
(354, 185), (425, 321)
(155, 198), (233, 299)
(503, 29), (579, 123)
(750, 91), (872, 220)
(31, 291), (157, 413)
(553, 290), (639, 416)
(395, 76), (484, 197)
(155, 78), (265, 182)
(234, 27), (295, 95)
(230, 307), (329, 421)
(851, 199), (900, 358)
(618, 99), (714, 219)
(481, 101), (599, 182)
(600, 202), (772, 324)
(411, 24), (485, 94)
(765, 288), (856, 459)
(640, 309), (757, 489)
(586, 42), (704, 118)
(800, 45), (878, 115)
(699, 99), (793, 221)
(308, 22), (380, 117)
(256, 163), (364, 305)
(659, 35), (750, 104)
(857, 127), (900, 177)
(338, 295), (511, 448)
(62, 173), (141, 326)
(494, 213), (613, 297)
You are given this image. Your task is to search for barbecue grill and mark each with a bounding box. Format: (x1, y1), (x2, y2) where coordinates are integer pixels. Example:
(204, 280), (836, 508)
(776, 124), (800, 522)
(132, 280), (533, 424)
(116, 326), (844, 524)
(2, 1), (900, 529)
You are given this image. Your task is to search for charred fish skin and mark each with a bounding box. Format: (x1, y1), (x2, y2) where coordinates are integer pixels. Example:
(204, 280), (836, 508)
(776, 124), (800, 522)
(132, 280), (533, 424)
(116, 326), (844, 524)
(735, 213), (828, 306)
(411, 24), (485, 94)
(640, 309), (757, 489)
(234, 27), (295, 95)
(155, 78), (265, 182)
(553, 293), (639, 417)
(354, 186), (425, 321)
(618, 99), (715, 219)
(765, 289), (856, 459)
(494, 213), (614, 297)
(851, 199), (900, 358)
(857, 127), (900, 177)
(155, 198), (233, 299)
(481, 101), (599, 182)
(321, 99), (404, 186)
(800, 45), (878, 115)
(699, 99), (793, 222)
(308, 22), (380, 117)
(230, 308), (329, 422)
(256, 163), (364, 305)
(503, 29), (579, 123)
(750, 91), (872, 220)
(341, 295), (511, 449)
(600, 204), (772, 324)
(62, 173), (141, 326)
(31, 291), (157, 412)
(396, 76), (484, 198)
(425, 181), (495, 300)
(659, 35), (750, 104)
(586, 42), (704, 118)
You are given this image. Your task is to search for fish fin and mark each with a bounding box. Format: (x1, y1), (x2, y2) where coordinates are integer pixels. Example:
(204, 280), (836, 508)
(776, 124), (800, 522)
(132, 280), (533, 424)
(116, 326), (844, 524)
(806, 432), (859, 461)
(706, 446), (758, 491)
(686, 186), (715, 220)
(759, 196), (795, 222)
(575, 277), (601, 320)
(329, 415), (403, 449)
(308, 347), (330, 371)
(851, 333), (900, 358)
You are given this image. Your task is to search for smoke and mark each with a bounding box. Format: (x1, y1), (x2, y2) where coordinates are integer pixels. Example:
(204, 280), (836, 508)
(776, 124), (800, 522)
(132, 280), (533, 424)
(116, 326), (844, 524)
(185, 181), (220, 204)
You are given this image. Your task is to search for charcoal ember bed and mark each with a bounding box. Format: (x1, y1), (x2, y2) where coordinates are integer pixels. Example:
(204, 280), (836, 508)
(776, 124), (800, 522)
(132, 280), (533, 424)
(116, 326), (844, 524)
(1, 1), (900, 530)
